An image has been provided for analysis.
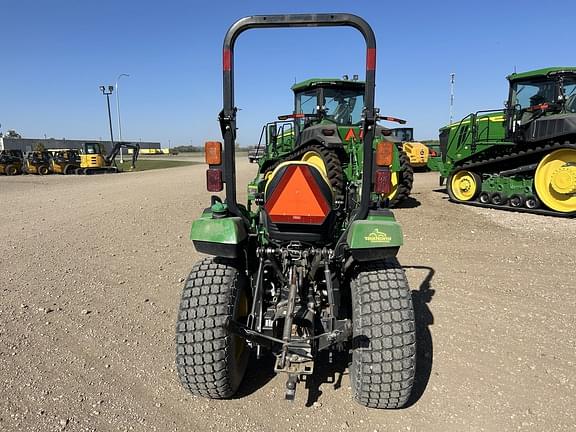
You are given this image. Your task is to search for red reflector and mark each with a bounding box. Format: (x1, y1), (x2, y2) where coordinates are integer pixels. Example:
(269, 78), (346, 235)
(206, 168), (223, 192)
(366, 48), (376, 70)
(223, 48), (231, 71)
(374, 169), (391, 194)
(344, 128), (356, 141)
(430, 149), (437, 157)
(265, 165), (330, 224)
(322, 129), (335, 136)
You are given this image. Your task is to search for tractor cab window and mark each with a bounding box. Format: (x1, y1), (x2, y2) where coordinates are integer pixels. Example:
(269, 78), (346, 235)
(85, 143), (100, 154)
(295, 90), (318, 130)
(391, 128), (413, 142)
(324, 88), (364, 125)
(563, 77), (576, 113)
(512, 80), (556, 110)
(296, 90), (318, 116)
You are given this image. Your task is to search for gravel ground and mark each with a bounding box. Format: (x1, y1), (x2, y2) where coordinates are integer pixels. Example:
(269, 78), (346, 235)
(0, 163), (574, 432)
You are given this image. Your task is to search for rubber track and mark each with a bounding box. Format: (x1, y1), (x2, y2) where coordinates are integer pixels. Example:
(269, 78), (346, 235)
(175, 257), (244, 399)
(451, 142), (576, 217)
(450, 199), (576, 218)
(460, 142), (576, 171)
(350, 258), (416, 409)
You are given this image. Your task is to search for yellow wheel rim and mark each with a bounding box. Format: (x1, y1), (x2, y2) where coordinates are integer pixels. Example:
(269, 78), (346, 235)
(301, 151), (328, 177)
(534, 149), (576, 213)
(450, 170), (479, 201)
(385, 171), (400, 201)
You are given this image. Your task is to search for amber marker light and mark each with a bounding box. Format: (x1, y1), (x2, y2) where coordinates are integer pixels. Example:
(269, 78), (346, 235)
(376, 141), (394, 166)
(205, 141), (222, 165)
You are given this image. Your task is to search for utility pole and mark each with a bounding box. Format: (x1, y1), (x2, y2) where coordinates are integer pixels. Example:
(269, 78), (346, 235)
(116, 73), (130, 163)
(449, 73), (455, 124)
(99, 85), (115, 147)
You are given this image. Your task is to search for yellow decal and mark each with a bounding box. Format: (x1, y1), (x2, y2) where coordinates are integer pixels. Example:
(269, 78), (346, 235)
(364, 228), (392, 243)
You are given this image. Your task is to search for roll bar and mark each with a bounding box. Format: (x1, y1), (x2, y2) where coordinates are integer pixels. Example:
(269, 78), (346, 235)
(219, 13), (377, 222)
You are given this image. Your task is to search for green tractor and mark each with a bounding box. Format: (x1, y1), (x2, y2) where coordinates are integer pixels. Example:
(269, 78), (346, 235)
(176, 14), (417, 408)
(436, 67), (576, 216)
(251, 77), (413, 207)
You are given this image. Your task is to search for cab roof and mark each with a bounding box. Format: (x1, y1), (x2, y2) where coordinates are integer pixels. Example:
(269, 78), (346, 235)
(507, 67), (576, 82)
(291, 78), (365, 92)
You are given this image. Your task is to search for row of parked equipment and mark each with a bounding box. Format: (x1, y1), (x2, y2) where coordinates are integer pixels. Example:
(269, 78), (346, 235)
(0, 141), (140, 176)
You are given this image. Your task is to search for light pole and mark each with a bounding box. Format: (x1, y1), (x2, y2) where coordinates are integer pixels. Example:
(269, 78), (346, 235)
(116, 73), (129, 163)
(99, 85), (115, 147)
(449, 73), (455, 124)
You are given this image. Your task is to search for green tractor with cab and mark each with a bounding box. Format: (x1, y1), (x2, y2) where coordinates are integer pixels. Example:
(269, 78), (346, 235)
(435, 67), (576, 216)
(176, 14), (417, 408)
(251, 76), (414, 208)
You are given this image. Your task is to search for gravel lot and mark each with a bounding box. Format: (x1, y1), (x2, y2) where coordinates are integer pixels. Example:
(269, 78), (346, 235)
(0, 161), (574, 431)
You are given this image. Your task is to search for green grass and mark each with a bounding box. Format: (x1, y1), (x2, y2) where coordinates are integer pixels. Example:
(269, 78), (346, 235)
(117, 159), (200, 172)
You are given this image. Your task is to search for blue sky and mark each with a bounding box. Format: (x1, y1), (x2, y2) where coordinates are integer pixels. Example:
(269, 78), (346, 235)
(1, 0), (574, 145)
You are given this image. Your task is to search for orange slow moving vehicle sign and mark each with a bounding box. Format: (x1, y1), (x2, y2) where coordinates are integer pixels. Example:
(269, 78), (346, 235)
(265, 165), (331, 224)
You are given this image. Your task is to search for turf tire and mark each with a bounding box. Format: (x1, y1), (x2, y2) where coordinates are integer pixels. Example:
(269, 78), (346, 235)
(176, 257), (250, 399)
(350, 258), (416, 408)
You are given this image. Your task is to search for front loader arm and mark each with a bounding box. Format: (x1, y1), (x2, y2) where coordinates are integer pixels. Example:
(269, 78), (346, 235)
(106, 142), (141, 169)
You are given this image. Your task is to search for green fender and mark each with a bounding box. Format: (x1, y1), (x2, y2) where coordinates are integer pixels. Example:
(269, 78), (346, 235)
(346, 215), (403, 261)
(190, 210), (247, 258)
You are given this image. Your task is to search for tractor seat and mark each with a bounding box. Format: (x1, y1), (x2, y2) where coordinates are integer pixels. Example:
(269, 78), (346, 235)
(263, 161), (335, 243)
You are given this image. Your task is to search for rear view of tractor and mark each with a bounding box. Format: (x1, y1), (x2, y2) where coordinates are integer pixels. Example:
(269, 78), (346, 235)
(251, 77), (414, 207)
(437, 67), (576, 216)
(176, 14), (416, 408)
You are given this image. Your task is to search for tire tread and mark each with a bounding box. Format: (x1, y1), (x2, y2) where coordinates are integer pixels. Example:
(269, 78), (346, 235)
(176, 257), (244, 399)
(350, 258), (416, 408)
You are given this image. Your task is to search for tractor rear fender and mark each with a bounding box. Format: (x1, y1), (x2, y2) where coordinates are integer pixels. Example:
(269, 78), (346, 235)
(190, 212), (247, 258)
(346, 215), (403, 261)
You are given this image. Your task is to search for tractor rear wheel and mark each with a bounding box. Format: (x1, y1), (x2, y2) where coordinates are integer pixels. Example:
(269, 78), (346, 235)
(350, 258), (416, 409)
(388, 150), (414, 207)
(299, 145), (344, 196)
(176, 257), (250, 399)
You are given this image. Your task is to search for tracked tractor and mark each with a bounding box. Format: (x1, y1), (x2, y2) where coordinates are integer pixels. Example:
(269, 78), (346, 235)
(251, 77), (414, 207)
(50, 150), (80, 174)
(23, 151), (51, 175)
(0, 150), (23, 175)
(437, 67), (576, 216)
(176, 14), (416, 408)
(76, 141), (140, 174)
